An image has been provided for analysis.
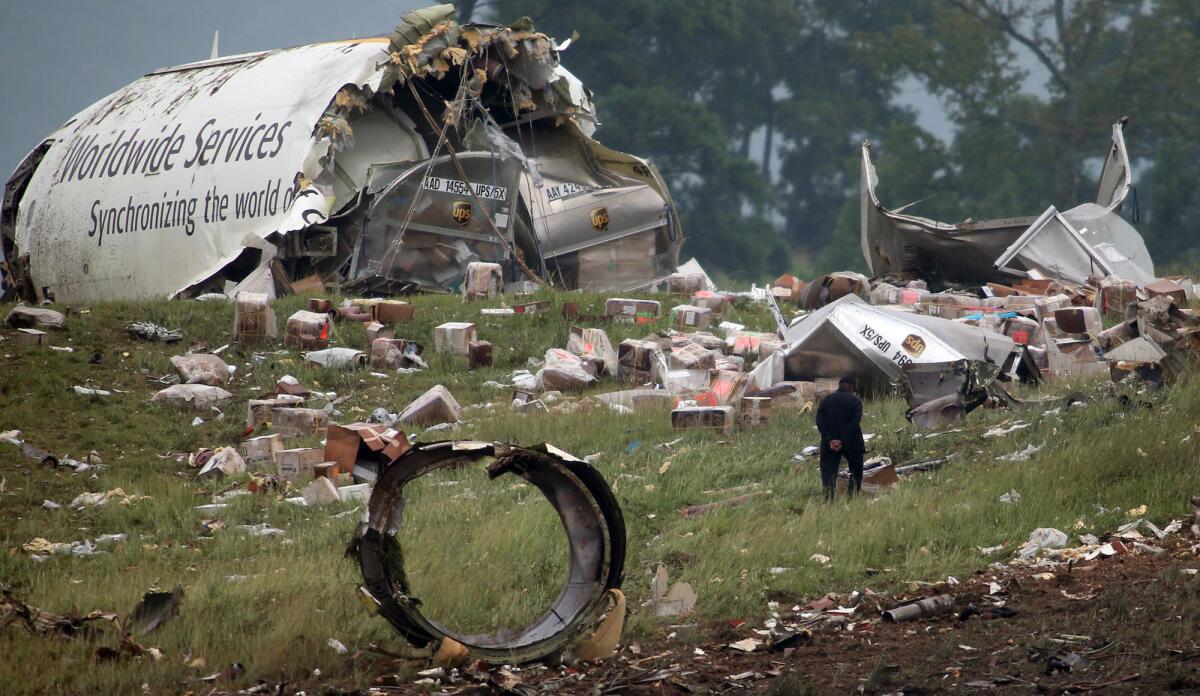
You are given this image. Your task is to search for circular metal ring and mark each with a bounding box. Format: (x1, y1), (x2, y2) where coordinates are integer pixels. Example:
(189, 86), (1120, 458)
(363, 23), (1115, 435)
(354, 441), (625, 664)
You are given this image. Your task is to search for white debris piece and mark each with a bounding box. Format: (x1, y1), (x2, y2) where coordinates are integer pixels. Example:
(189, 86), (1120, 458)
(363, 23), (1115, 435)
(983, 421), (1030, 438)
(237, 523), (285, 537)
(1017, 528), (1068, 560)
(327, 638), (349, 655)
(997, 443), (1043, 462)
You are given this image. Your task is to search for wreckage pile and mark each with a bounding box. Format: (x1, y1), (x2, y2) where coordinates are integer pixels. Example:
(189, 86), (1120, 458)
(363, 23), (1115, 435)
(1, 3), (681, 304)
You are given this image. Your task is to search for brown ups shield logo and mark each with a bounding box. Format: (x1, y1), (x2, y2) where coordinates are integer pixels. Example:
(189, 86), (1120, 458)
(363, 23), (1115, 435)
(902, 334), (927, 357)
(451, 200), (472, 225)
(590, 207), (609, 231)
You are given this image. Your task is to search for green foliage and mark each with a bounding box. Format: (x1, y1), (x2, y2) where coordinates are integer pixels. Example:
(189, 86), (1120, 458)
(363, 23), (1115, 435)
(483, 0), (1200, 281)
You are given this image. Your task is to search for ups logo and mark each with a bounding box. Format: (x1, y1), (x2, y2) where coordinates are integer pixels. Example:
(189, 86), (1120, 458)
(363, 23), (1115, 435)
(590, 207), (609, 231)
(902, 334), (926, 357)
(451, 200), (472, 225)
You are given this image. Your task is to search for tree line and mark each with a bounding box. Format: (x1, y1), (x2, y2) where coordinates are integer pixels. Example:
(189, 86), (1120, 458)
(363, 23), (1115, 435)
(474, 1), (1200, 280)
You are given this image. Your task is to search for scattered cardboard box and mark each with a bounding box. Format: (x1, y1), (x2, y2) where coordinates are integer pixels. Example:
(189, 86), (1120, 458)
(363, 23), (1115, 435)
(234, 292), (276, 342)
(671, 406), (735, 435)
(276, 447), (324, 482)
(398, 385), (461, 426)
(605, 298), (660, 324)
(270, 407), (329, 438)
(284, 310), (330, 350)
(434, 322), (477, 355)
(324, 423), (409, 475)
(671, 304), (712, 330)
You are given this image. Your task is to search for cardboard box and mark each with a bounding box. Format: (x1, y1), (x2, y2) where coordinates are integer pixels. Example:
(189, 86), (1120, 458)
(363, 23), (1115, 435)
(468, 340), (493, 369)
(605, 298), (661, 324)
(668, 272), (707, 296)
(464, 262), (503, 300)
(324, 422), (410, 475)
(672, 304), (712, 330)
(617, 339), (660, 386)
(1146, 278), (1187, 304)
(691, 291), (729, 316)
(669, 342), (716, 371)
(234, 292), (276, 342)
(12, 328), (47, 346)
(371, 300), (415, 324)
(1004, 316), (1042, 347)
(1054, 307), (1102, 336)
(239, 433), (285, 471)
(276, 447), (324, 482)
(708, 369), (748, 405)
(671, 406), (735, 435)
(270, 407), (329, 438)
(771, 273), (806, 304)
(1096, 277), (1139, 315)
(398, 385), (461, 425)
(365, 321), (393, 343)
(663, 369), (709, 395)
(308, 298), (333, 313)
(246, 397), (303, 429)
(739, 396), (772, 429)
(513, 300), (550, 314)
(1012, 278), (1057, 295)
(434, 322), (477, 355)
(1034, 294), (1073, 319)
(284, 310), (330, 351)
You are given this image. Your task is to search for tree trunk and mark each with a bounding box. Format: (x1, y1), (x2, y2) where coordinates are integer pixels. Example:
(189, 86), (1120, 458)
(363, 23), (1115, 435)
(762, 99), (775, 182)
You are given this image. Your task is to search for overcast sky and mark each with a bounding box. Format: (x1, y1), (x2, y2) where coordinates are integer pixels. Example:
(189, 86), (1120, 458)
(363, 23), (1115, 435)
(0, 2), (982, 179)
(0, 1), (429, 174)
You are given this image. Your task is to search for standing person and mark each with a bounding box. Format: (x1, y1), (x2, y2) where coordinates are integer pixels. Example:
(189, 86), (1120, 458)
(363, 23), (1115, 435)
(815, 376), (865, 501)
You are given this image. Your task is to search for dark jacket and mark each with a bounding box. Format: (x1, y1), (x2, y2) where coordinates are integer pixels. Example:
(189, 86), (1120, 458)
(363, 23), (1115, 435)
(815, 389), (865, 453)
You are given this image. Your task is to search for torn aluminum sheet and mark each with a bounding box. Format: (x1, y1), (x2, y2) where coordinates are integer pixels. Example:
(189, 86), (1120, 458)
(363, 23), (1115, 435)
(758, 294), (1017, 392)
(352, 440), (625, 665)
(994, 204), (1154, 286)
(3, 5), (680, 303)
(861, 118), (1149, 286)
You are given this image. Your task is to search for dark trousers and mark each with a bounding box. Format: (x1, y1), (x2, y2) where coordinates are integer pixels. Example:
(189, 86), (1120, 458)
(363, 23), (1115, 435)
(820, 447), (864, 501)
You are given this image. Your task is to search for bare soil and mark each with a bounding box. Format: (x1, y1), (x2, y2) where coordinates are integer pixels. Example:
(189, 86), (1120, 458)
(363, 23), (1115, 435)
(332, 537), (1200, 695)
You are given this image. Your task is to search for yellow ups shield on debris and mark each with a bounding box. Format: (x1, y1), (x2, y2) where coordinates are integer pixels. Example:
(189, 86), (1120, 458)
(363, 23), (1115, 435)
(590, 207), (609, 231)
(451, 200), (473, 225)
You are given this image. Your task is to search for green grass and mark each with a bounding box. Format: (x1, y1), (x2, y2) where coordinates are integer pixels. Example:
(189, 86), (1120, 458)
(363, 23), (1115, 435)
(0, 289), (1195, 693)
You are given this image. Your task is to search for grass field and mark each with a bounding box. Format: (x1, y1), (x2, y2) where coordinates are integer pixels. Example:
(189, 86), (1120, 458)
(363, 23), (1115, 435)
(0, 289), (1195, 694)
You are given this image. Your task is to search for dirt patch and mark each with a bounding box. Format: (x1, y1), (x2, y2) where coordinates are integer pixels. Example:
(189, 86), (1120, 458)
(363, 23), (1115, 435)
(336, 537), (1200, 695)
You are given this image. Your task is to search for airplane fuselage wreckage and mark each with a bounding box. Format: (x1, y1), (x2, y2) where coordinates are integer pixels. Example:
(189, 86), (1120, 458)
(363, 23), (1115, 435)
(0, 4), (682, 303)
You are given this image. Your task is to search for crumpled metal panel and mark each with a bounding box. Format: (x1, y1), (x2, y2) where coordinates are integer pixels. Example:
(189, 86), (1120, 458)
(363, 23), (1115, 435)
(861, 119), (1141, 286)
(7, 41), (392, 302)
(351, 153), (519, 293)
(777, 294), (1016, 390)
(994, 202), (1155, 285)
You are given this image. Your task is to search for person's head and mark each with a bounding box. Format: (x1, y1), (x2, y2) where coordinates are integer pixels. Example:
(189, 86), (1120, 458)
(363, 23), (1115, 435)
(838, 376), (857, 393)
